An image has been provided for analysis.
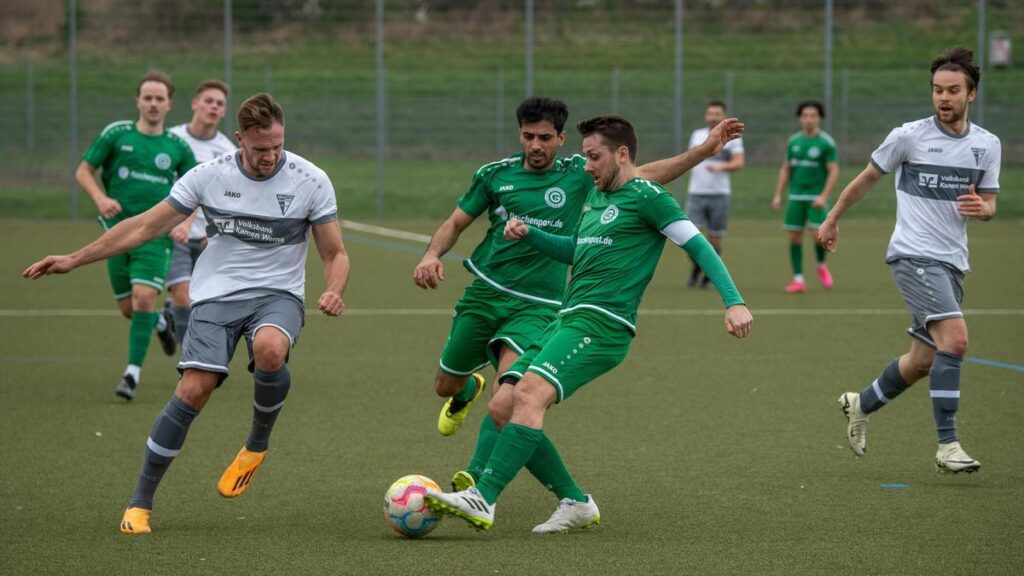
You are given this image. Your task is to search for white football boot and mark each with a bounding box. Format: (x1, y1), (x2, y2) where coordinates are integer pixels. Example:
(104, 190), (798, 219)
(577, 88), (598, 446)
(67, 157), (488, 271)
(838, 392), (868, 456)
(935, 442), (981, 474)
(532, 495), (600, 534)
(424, 486), (494, 530)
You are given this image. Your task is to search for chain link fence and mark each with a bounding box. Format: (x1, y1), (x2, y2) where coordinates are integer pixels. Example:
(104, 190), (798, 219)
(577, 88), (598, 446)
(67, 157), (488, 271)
(1, 0), (1021, 219)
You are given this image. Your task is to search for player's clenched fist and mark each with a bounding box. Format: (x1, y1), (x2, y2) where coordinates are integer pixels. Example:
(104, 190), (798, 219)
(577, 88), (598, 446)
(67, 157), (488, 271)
(724, 304), (753, 339)
(317, 291), (345, 316)
(504, 219), (529, 241)
(23, 255), (77, 279)
(413, 256), (445, 289)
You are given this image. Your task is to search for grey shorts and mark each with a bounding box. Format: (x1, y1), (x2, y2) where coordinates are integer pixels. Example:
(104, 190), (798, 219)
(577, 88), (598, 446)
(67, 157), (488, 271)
(890, 257), (964, 345)
(177, 294), (305, 384)
(685, 194), (730, 236)
(166, 239), (204, 288)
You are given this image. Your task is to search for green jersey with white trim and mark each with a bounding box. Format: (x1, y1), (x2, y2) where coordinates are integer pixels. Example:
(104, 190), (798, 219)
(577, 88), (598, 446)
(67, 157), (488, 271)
(561, 178), (686, 333)
(785, 131), (836, 200)
(83, 120), (197, 219)
(457, 152), (593, 306)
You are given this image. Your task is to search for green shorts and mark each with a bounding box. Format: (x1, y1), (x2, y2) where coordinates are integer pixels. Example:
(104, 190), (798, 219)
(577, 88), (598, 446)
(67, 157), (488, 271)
(504, 309), (632, 403)
(439, 280), (559, 376)
(783, 199), (828, 231)
(106, 235), (173, 299)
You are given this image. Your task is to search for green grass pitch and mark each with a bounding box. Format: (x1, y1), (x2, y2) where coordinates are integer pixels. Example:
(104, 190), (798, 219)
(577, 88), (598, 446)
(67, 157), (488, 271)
(1, 218), (1022, 574)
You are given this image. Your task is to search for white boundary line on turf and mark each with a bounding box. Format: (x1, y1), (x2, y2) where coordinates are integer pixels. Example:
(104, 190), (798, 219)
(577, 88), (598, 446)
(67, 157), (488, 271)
(340, 219), (432, 244)
(2, 308), (1023, 317)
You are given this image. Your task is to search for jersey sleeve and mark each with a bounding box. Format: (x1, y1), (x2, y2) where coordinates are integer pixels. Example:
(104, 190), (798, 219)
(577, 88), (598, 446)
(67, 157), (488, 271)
(309, 172), (339, 224)
(82, 129), (115, 169)
(455, 168), (492, 218)
(166, 166), (203, 215)
(637, 183), (687, 230)
(177, 144), (198, 176)
(870, 127), (910, 174)
(977, 137), (1001, 194)
(688, 130), (703, 150)
(727, 137), (744, 155)
(824, 138), (837, 163)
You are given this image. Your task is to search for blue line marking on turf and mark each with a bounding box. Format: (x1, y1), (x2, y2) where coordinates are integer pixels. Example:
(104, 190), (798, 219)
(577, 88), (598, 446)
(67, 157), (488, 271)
(966, 357), (1024, 373)
(880, 483), (909, 490)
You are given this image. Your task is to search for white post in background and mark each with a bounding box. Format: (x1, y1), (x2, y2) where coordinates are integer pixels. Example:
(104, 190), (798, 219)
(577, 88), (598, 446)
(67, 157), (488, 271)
(976, 0), (985, 125)
(824, 0), (833, 135)
(375, 0), (386, 220)
(69, 0), (78, 220)
(224, 0), (232, 122)
(496, 68), (505, 154)
(725, 69), (734, 113)
(674, 0), (684, 152)
(841, 68), (849, 152)
(525, 0), (534, 97)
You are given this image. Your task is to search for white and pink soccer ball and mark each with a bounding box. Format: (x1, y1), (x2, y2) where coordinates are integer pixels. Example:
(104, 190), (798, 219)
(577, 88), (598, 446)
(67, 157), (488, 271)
(383, 474), (442, 538)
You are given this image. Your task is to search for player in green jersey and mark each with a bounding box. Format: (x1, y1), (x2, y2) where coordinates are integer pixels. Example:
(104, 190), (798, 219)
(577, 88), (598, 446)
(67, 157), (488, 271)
(76, 70), (197, 400)
(413, 98), (743, 513)
(424, 114), (752, 532)
(771, 101), (839, 293)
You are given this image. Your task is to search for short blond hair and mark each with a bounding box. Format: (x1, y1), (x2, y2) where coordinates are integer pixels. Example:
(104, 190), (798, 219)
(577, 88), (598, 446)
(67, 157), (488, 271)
(137, 70), (174, 99)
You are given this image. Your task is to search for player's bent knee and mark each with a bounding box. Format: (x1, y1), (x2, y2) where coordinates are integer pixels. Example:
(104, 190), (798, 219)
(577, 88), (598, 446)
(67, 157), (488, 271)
(433, 372), (463, 397)
(174, 370), (218, 409)
(512, 374), (557, 411)
(253, 346), (288, 373)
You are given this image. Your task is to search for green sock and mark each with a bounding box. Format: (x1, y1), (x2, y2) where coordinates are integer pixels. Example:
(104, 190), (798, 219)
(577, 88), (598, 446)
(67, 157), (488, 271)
(814, 242), (826, 264)
(129, 310), (159, 366)
(475, 422), (543, 504)
(789, 243), (803, 276)
(452, 375), (479, 403)
(526, 433), (586, 502)
(467, 414), (501, 481)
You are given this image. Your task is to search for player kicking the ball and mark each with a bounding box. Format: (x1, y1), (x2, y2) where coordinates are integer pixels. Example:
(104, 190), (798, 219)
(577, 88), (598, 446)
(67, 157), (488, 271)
(424, 114), (752, 532)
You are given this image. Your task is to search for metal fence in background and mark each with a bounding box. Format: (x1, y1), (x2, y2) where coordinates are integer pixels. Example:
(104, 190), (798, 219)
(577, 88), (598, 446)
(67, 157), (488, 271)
(1, 0), (1020, 219)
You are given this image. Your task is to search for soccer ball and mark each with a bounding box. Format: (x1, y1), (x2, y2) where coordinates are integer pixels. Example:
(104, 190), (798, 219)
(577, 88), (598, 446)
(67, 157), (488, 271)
(383, 474), (442, 538)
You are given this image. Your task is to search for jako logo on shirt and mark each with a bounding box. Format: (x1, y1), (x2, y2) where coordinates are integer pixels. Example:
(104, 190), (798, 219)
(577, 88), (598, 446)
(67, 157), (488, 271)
(918, 173), (939, 188)
(600, 205), (619, 224)
(154, 153), (172, 170)
(545, 187), (566, 208)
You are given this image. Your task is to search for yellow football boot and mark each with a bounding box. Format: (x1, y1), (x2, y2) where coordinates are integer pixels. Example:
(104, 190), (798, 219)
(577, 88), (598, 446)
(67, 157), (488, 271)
(119, 507), (152, 535)
(217, 446), (266, 498)
(438, 373), (486, 437)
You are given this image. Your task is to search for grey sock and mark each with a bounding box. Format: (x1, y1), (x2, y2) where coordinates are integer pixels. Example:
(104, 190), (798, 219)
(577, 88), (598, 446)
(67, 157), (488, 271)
(930, 351), (963, 444)
(172, 306), (190, 344)
(129, 395), (199, 509)
(246, 366), (292, 452)
(859, 358), (910, 414)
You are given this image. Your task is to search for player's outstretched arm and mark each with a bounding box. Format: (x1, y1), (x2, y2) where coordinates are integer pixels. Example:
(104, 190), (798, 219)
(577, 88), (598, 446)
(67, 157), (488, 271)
(506, 220), (576, 264)
(817, 163), (884, 252)
(22, 201), (186, 280)
(636, 118), (744, 184)
(413, 207), (475, 289)
(313, 220), (350, 317)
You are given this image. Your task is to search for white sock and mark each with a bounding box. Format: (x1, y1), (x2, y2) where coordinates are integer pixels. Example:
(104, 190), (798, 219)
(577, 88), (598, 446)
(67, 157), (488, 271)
(155, 312), (168, 333)
(794, 274), (805, 283)
(124, 364), (141, 383)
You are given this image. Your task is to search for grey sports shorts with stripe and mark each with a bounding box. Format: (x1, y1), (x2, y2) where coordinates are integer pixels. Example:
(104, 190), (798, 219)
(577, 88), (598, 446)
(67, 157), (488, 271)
(166, 239), (205, 288)
(890, 257), (964, 345)
(177, 293), (304, 384)
(685, 194), (730, 236)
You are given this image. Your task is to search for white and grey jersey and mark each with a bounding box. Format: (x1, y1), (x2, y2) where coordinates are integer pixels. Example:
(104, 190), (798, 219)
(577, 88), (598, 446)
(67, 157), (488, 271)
(168, 124), (236, 240)
(870, 116), (1001, 273)
(166, 150), (338, 305)
(687, 128), (743, 196)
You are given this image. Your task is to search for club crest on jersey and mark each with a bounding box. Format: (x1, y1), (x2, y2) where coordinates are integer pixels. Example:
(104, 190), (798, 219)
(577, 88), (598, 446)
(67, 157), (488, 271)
(807, 147), (821, 159)
(971, 147), (986, 166)
(545, 187), (566, 208)
(276, 194), (295, 215)
(154, 153), (172, 170)
(600, 205), (619, 224)
(117, 166), (130, 179)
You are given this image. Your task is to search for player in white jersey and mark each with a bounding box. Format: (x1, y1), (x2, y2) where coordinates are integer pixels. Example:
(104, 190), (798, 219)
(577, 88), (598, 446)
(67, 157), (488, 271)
(818, 47), (998, 474)
(23, 93), (351, 533)
(165, 79), (236, 345)
(683, 101), (745, 288)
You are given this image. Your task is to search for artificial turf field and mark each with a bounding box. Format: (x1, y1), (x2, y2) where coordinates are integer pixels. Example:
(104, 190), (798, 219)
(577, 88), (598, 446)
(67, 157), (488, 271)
(1, 217), (1022, 575)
